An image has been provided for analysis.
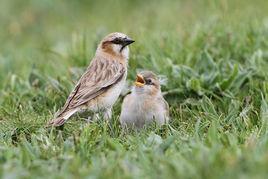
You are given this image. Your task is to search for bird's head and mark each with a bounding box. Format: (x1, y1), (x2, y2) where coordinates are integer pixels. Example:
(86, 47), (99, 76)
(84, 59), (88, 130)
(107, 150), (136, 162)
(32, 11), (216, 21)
(97, 32), (135, 59)
(133, 71), (161, 96)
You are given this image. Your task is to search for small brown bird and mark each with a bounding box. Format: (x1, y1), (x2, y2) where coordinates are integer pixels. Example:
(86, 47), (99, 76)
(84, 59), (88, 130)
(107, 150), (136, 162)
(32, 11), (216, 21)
(120, 71), (169, 128)
(48, 32), (134, 126)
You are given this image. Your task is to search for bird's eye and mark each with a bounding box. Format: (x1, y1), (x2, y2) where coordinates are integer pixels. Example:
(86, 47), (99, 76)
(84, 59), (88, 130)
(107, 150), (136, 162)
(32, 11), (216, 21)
(111, 38), (121, 44)
(146, 79), (153, 85)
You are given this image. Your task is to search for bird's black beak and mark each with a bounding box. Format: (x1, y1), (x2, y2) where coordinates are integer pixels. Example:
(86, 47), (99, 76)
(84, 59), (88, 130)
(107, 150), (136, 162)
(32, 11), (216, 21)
(120, 37), (135, 52)
(123, 38), (135, 46)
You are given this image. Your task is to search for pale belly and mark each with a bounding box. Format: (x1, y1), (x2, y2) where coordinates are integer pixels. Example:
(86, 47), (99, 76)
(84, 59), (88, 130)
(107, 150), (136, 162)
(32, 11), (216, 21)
(86, 77), (126, 112)
(120, 96), (166, 128)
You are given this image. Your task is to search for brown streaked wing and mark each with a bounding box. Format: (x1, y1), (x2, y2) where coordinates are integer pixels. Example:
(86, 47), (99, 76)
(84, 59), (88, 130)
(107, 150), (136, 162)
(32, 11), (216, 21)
(56, 56), (125, 117)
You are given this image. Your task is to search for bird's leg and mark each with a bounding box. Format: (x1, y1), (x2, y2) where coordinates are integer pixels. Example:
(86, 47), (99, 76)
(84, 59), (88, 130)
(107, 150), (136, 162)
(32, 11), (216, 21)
(85, 113), (99, 123)
(85, 114), (101, 123)
(104, 108), (113, 132)
(93, 113), (100, 121)
(86, 109), (111, 122)
(85, 115), (93, 123)
(103, 108), (112, 120)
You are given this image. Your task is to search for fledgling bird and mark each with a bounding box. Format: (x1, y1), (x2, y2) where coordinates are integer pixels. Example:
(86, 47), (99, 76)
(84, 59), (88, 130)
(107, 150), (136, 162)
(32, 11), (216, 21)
(48, 32), (135, 127)
(120, 71), (169, 128)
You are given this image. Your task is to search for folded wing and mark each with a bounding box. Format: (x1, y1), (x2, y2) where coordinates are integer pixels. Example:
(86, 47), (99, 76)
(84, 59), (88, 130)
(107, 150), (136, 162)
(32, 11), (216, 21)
(56, 56), (125, 117)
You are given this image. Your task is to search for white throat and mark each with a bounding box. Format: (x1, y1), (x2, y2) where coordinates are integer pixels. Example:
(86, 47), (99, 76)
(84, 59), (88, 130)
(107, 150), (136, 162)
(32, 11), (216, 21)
(112, 44), (130, 59)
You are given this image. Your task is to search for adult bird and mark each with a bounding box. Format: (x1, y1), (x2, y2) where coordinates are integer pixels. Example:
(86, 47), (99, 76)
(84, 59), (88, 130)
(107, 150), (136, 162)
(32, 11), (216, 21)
(48, 32), (135, 126)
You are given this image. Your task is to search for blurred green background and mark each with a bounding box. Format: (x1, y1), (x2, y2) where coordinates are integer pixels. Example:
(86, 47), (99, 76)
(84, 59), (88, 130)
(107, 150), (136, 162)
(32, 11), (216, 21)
(1, 0), (268, 84)
(1, 0), (268, 178)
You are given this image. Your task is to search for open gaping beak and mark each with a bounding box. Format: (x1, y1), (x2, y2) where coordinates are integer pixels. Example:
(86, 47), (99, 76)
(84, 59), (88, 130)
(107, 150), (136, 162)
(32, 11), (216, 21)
(135, 74), (145, 87)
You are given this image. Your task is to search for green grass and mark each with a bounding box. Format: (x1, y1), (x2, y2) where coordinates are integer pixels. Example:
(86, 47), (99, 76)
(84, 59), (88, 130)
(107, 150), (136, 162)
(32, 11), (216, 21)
(1, 0), (268, 178)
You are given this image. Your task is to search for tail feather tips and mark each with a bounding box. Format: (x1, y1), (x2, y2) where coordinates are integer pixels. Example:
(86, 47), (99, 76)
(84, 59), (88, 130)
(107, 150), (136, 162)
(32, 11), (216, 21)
(47, 117), (66, 127)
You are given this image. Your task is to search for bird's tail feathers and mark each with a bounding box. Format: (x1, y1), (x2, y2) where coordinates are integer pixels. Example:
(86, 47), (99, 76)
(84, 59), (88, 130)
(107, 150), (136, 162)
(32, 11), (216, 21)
(47, 109), (78, 127)
(47, 117), (66, 127)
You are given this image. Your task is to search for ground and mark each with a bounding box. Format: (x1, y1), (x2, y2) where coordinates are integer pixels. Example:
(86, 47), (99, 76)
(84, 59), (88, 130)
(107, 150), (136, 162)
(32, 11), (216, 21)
(1, 0), (268, 178)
